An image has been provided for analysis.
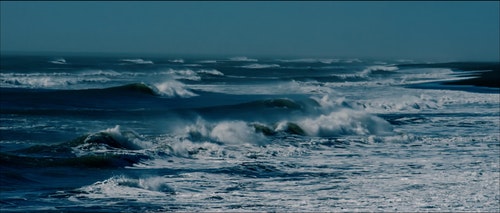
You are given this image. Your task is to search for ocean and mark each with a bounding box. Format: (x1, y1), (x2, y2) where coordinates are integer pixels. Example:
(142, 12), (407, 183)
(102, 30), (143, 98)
(1, 55), (499, 212)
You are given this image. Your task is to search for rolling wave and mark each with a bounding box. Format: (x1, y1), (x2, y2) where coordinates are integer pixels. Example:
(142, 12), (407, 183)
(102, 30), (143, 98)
(1, 125), (150, 168)
(76, 81), (197, 98)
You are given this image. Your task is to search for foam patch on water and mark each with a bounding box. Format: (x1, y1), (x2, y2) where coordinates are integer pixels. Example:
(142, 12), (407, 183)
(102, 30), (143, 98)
(0, 72), (111, 89)
(294, 109), (393, 137)
(72, 175), (174, 204)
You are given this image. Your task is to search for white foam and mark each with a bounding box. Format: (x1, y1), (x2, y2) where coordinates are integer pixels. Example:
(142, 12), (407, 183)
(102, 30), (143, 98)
(0, 73), (110, 89)
(188, 80), (336, 96)
(360, 65), (399, 76)
(294, 109), (393, 137)
(359, 94), (443, 113)
(101, 125), (151, 149)
(165, 69), (201, 81)
(74, 176), (174, 201)
(210, 121), (266, 144)
(183, 118), (266, 145)
(153, 80), (198, 98)
(79, 69), (121, 77)
(49, 58), (67, 65)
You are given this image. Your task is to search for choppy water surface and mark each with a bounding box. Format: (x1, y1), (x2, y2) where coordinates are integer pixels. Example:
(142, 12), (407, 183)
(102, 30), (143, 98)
(1, 56), (499, 212)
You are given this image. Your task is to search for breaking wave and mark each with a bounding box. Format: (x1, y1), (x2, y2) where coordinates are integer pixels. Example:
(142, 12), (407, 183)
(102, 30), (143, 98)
(361, 65), (399, 75)
(153, 80), (198, 97)
(91, 82), (197, 98)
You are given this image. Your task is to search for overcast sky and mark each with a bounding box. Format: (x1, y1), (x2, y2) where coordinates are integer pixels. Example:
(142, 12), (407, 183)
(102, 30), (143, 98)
(1, 1), (499, 61)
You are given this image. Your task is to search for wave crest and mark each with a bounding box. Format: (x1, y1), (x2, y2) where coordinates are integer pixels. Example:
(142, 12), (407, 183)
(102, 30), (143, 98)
(49, 58), (67, 65)
(153, 80), (198, 98)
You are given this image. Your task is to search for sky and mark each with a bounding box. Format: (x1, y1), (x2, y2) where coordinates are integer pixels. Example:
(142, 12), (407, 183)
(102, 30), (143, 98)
(1, 1), (499, 61)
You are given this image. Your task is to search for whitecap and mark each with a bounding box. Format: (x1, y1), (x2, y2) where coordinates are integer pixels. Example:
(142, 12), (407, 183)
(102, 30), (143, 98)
(183, 118), (267, 145)
(49, 58), (67, 65)
(74, 175), (174, 201)
(360, 65), (399, 76)
(153, 80), (198, 98)
(295, 109), (394, 137)
(165, 69), (201, 81)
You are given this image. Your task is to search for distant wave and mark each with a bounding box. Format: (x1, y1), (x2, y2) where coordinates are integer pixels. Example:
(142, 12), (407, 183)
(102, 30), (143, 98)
(278, 58), (339, 64)
(49, 58), (67, 65)
(344, 58), (363, 63)
(229, 56), (258, 62)
(165, 69), (201, 81)
(163, 68), (224, 80)
(278, 58), (362, 64)
(240, 64), (280, 69)
(79, 69), (121, 77)
(197, 69), (224, 76)
(359, 65), (399, 76)
(198, 60), (217, 64)
(188, 80), (336, 95)
(0, 72), (110, 88)
(120, 59), (154, 64)
(169, 59), (184, 63)
(43, 82), (197, 98)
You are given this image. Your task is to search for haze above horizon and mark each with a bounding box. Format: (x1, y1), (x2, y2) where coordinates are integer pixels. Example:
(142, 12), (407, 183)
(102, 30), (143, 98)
(1, 1), (499, 61)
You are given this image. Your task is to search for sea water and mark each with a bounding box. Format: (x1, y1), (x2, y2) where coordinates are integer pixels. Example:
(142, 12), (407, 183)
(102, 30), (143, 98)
(1, 55), (499, 212)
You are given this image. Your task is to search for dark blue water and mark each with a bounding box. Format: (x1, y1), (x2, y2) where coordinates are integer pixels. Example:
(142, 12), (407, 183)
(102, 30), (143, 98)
(1, 55), (499, 211)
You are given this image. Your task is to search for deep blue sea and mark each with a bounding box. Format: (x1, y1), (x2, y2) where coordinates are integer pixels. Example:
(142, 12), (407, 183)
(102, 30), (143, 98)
(1, 55), (499, 212)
